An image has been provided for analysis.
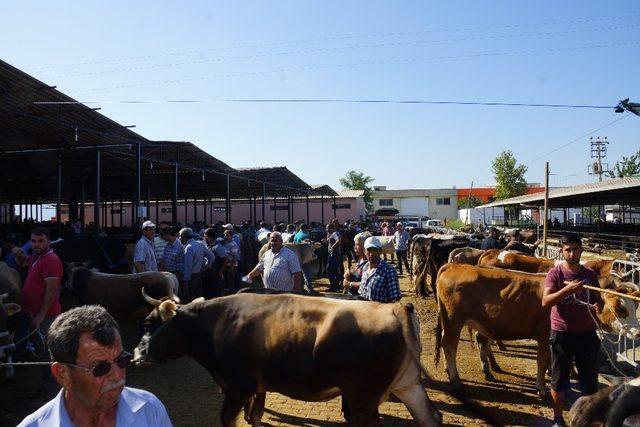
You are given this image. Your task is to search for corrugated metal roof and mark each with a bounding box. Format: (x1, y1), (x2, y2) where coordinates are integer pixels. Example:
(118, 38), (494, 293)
(337, 189), (365, 198)
(478, 177), (640, 208)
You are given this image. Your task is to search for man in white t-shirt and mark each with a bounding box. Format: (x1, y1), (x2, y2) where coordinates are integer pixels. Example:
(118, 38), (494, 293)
(243, 232), (303, 292)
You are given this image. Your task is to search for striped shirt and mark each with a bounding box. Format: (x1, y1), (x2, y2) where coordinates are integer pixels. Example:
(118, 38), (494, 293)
(257, 246), (301, 291)
(154, 236), (167, 265)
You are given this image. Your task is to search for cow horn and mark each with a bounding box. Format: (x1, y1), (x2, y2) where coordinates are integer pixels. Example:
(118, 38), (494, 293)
(0, 293), (8, 303)
(141, 288), (161, 307)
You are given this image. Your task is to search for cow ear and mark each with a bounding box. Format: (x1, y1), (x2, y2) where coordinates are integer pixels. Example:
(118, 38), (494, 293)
(3, 303), (21, 317)
(158, 300), (177, 321)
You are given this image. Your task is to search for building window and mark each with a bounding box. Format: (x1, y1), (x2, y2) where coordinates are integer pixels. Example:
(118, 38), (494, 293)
(379, 199), (393, 206)
(332, 203), (351, 209)
(436, 197), (451, 206)
(160, 208), (171, 214)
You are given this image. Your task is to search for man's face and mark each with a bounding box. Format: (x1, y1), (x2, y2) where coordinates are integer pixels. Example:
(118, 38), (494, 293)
(562, 242), (582, 264)
(224, 231), (233, 241)
(365, 247), (381, 263)
(490, 230), (498, 239)
(57, 332), (126, 412)
(354, 241), (365, 258)
(30, 233), (50, 255)
(396, 224), (403, 231)
(143, 227), (155, 240)
(270, 234), (283, 252)
(179, 233), (189, 244)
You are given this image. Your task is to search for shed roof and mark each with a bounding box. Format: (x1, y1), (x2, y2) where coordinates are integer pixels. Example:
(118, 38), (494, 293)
(478, 177), (640, 209)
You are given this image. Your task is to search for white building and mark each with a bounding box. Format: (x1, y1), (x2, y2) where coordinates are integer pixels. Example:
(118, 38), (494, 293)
(371, 186), (459, 222)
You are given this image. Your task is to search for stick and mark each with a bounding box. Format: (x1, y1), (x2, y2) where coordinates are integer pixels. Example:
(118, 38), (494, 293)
(582, 284), (640, 303)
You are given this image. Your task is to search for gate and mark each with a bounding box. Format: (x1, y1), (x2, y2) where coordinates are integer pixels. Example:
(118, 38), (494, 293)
(611, 259), (640, 372)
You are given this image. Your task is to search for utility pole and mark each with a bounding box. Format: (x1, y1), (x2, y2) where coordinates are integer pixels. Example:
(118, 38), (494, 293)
(588, 136), (610, 182)
(542, 162), (549, 257)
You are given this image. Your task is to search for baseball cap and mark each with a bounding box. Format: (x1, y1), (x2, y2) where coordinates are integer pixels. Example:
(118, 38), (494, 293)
(222, 223), (234, 230)
(364, 236), (382, 250)
(142, 220), (156, 230)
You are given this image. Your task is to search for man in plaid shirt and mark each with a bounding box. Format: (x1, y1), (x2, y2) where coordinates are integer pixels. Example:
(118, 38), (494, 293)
(350, 236), (401, 303)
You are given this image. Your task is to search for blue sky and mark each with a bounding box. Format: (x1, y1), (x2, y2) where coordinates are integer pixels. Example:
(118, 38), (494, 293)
(2, 1), (638, 191)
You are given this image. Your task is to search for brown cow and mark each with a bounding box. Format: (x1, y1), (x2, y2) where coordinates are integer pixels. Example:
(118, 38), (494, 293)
(478, 250), (615, 276)
(134, 293), (443, 426)
(434, 264), (640, 397)
(68, 266), (180, 321)
(569, 376), (640, 426)
(447, 247), (485, 265)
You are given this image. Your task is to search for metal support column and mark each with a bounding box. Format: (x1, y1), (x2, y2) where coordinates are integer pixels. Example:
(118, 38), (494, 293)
(261, 183), (266, 222)
(273, 196), (277, 224)
(94, 149), (101, 235)
(110, 200), (115, 227)
(56, 150), (62, 231)
(332, 195), (337, 220)
(173, 162), (179, 225)
(184, 199), (188, 226)
(119, 200), (124, 227)
(134, 142), (141, 226)
(155, 199), (160, 224)
(193, 196), (198, 224)
(80, 177), (86, 231)
(203, 196), (207, 225)
(321, 194), (324, 225)
(225, 174), (231, 223)
(306, 194), (310, 224)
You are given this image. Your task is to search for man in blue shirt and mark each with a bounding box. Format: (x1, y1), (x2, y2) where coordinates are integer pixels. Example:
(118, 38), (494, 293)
(18, 305), (171, 427)
(293, 224), (311, 243)
(179, 228), (214, 302)
(481, 227), (502, 250)
(133, 221), (158, 273)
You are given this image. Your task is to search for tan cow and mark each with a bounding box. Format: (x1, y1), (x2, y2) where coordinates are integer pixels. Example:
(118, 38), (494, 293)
(478, 249), (615, 276)
(434, 264), (640, 397)
(447, 247), (485, 265)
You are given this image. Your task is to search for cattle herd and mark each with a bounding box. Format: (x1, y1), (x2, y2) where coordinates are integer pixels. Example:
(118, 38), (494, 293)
(1, 227), (640, 426)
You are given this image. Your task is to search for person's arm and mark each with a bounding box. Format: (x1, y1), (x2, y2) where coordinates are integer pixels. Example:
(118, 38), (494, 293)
(182, 246), (193, 283)
(202, 246), (215, 271)
(542, 279), (583, 308)
(31, 277), (58, 329)
(244, 260), (264, 281)
(133, 242), (146, 273)
(386, 267), (402, 302)
(292, 272), (303, 292)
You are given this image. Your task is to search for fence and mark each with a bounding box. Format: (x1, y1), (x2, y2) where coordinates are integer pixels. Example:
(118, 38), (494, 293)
(610, 259), (640, 373)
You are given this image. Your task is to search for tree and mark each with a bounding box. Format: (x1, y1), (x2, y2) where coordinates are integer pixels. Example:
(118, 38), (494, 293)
(607, 149), (640, 178)
(339, 170), (374, 212)
(458, 196), (483, 209)
(491, 150), (528, 200)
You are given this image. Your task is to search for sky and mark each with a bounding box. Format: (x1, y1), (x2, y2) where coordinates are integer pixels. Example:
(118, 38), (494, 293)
(2, 1), (639, 192)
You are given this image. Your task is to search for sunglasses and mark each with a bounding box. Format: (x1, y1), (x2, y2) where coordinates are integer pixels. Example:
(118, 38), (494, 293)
(64, 351), (132, 377)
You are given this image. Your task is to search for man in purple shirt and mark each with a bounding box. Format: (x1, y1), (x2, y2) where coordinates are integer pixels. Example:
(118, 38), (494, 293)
(541, 232), (603, 427)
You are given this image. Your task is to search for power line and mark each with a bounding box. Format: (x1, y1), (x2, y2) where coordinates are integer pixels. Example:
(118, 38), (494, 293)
(30, 12), (640, 71)
(44, 24), (639, 80)
(70, 40), (639, 93)
(33, 99), (615, 109)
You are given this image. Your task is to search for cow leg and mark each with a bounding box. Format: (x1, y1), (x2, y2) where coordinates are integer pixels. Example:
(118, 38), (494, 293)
(441, 323), (463, 386)
(392, 382), (442, 426)
(495, 340), (507, 351)
(475, 333), (496, 381)
(536, 336), (550, 398)
(221, 391), (252, 427)
(243, 392), (265, 427)
(486, 343), (503, 374)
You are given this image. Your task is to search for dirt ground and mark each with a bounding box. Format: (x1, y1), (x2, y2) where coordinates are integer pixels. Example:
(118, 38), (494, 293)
(1, 269), (609, 427)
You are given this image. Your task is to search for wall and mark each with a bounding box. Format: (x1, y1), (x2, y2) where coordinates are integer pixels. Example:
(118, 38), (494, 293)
(372, 188), (458, 221)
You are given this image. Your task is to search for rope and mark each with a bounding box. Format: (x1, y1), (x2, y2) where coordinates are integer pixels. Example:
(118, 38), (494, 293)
(13, 327), (43, 345)
(0, 361), (52, 368)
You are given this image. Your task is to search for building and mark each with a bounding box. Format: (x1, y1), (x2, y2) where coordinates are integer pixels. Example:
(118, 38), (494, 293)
(371, 186), (459, 222)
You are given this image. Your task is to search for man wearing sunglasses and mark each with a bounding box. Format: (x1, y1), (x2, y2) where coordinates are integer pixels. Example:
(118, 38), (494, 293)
(19, 305), (171, 426)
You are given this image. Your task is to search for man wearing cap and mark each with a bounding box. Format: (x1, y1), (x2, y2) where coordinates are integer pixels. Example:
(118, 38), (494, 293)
(393, 223), (411, 276)
(346, 236), (401, 303)
(133, 221), (158, 273)
(179, 227), (214, 302)
(481, 227), (501, 250)
(243, 232), (303, 292)
(222, 223), (243, 290)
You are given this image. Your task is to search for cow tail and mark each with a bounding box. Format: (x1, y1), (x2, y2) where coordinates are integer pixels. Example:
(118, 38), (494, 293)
(434, 306), (443, 367)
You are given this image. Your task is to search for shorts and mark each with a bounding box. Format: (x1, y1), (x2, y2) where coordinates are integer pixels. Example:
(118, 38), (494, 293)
(549, 330), (600, 394)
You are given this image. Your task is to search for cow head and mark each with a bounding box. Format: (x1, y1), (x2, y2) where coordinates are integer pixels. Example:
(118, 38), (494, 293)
(0, 292), (21, 363)
(596, 280), (640, 340)
(133, 288), (202, 365)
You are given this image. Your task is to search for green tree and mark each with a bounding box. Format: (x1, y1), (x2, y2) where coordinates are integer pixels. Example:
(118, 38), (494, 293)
(607, 149), (640, 178)
(491, 150), (528, 200)
(339, 170), (374, 212)
(458, 196), (483, 209)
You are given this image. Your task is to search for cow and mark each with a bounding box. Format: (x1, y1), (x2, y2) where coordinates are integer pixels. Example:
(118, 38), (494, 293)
(67, 266), (180, 321)
(0, 261), (21, 305)
(447, 247), (485, 265)
(434, 264), (640, 397)
(411, 236), (481, 298)
(0, 292), (21, 379)
(569, 376), (640, 427)
(478, 250), (616, 276)
(134, 292), (443, 426)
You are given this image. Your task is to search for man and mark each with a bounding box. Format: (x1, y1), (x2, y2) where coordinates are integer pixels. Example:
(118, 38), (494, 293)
(342, 232), (370, 295)
(349, 236), (401, 303)
(254, 221), (270, 239)
(541, 233), (603, 427)
(222, 229), (239, 292)
(133, 221), (158, 273)
(393, 223), (411, 276)
(18, 305), (171, 426)
(180, 228), (214, 302)
(203, 228), (228, 298)
(16, 227), (63, 336)
(503, 229), (538, 256)
(160, 227), (184, 282)
(282, 224), (296, 243)
(481, 227), (501, 250)
(2, 236), (23, 272)
(293, 223), (310, 243)
(153, 224), (169, 271)
(381, 221), (395, 263)
(243, 232), (303, 292)
(325, 224), (342, 291)
(222, 223), (243, 290)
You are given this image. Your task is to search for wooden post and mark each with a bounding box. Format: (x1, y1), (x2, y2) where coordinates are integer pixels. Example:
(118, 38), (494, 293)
(542, 162), (549, 257)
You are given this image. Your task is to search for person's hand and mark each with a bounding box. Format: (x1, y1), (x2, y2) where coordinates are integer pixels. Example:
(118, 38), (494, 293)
(563, 280), (584, 294)
(14, 248), (27, 265)
(30, 313), (45, 331)
(241, 275), (253, 284)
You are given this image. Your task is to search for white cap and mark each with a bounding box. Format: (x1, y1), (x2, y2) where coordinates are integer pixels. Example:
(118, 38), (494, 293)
(364, 236), (382, 250)
(222, 223), (234, 230)
(142, 220), (156, 230)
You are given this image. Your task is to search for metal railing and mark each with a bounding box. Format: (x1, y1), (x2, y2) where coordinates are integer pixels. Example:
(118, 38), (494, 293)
(611, 259), (640, 373)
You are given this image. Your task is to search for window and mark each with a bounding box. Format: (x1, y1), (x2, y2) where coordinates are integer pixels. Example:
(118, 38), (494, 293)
(435, 197), (451, 206)
(379, 199), (393, 206)
(332, 203), (351, 209)
(160, 208), (171, 214)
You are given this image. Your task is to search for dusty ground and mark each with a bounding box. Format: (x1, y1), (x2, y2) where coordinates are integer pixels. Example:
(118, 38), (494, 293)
(1, 269), (610, 427)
